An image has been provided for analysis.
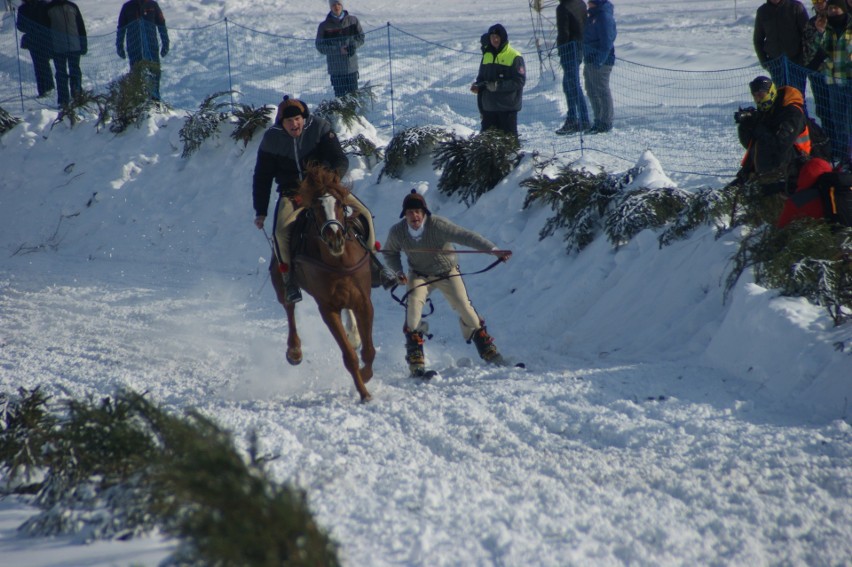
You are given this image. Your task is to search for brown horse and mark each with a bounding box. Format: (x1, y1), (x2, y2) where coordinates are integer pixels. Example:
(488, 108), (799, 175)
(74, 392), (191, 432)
(269, 165), (376, 401)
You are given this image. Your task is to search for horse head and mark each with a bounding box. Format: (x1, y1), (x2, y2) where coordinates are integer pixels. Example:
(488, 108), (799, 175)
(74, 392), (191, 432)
(299, 164), (353, 257)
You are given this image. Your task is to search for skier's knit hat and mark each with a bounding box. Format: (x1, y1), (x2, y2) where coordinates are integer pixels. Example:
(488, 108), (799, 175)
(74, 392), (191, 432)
(826, 0), (846, 12)
(400, 189), (431, 218)
(329, 0), (342, 7)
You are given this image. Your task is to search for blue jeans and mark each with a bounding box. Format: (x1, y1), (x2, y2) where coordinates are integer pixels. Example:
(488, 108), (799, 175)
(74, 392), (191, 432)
(558, 42), (589, 128)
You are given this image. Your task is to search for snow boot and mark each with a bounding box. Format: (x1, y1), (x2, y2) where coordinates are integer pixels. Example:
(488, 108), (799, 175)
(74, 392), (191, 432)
(555, 118), (580, 136)
(405, 329), (426, 376)
(470, 326), (503, 364)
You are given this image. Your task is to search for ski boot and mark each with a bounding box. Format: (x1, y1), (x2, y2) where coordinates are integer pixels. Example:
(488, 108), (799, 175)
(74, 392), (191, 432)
(405, 328), (426, 377)
(470, 326), (504, 365)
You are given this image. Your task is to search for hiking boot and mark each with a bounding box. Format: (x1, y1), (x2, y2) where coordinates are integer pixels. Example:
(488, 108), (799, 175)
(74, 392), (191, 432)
(586, 123), (612, 135)
(405, 329), (425, 374)
(555, 119), (580, 136)
(284, 275), (302, 304)
(470, 326), (501, 363)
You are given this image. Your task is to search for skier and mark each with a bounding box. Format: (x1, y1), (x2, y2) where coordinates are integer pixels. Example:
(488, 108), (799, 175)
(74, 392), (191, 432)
(382, 190), (511, 377)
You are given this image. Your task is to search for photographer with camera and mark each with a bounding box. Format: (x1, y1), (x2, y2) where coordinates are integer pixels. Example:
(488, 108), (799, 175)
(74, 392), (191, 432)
(735, 76), (812, 195)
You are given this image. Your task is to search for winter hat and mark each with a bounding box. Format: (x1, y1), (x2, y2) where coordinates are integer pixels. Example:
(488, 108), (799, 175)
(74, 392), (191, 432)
(826, 0), (847, 11)
(329, 0), (342, 7)
(399, 189), (431, 218)
(276, 96), (309, 124)
(487, 24), (508, 45)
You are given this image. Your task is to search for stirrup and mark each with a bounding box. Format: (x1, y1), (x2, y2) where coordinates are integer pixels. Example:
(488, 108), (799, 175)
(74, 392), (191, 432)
(285, 280), (302, 304)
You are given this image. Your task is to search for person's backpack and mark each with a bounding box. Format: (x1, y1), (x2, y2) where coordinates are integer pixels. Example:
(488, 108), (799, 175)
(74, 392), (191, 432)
(817, 171), (852, 227)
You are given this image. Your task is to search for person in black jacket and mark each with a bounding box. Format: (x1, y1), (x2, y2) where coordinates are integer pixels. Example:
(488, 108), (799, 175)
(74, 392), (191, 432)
(45, 0), (86, 107)
(315, 0), (364, 98)
(17, 0), (54, 98)
(252, 97), (379, 303)
(753, 0), (809, 94)
(737, 76), (810, 195)
(555, 0), (590, 135)
(116, 0), (170, 101)
(470, 24), (526, 138)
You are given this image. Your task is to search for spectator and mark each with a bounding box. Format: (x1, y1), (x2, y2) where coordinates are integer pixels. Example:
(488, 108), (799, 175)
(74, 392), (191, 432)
(554, 0), (590, 135)
(470, 23), (526, 138)
(753, 0), (809, 95)
(583, 0), (616, 134)
(382, 190), (512, 377)
(116, 0), (170, 101)
(252, 97), (379, 304)
(16, 0), (54, 98)
(45, 0), (86, 108)
(777, 156), (834, 227)
(812, 0), (852, 169)
(315, 0), (364, 98)
(736, 76), (811, 195)
(803, 0), (832, 145)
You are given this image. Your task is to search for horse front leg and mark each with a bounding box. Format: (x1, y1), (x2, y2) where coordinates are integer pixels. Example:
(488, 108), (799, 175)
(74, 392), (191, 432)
(353, 301), (375, 384)
(320, 308), (371, 402)
(270, 259), (302, 365)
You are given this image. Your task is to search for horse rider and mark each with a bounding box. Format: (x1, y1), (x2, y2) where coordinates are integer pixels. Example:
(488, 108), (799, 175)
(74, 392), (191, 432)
(382, 190), (512, 376)
(252, 96), (381, 304)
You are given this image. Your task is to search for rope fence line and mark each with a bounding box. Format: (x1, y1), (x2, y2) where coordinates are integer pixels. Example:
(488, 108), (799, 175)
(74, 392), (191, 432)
(1, 17), (818, 183)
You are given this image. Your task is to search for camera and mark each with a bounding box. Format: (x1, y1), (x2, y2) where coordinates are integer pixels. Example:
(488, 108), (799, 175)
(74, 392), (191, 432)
(734, 106), (756, 124)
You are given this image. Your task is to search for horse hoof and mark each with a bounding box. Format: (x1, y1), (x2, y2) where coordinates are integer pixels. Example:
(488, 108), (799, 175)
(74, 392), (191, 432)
(286, 350), (303, 365)
(359, 392), (373, 403)
(361, 367), (373, 384)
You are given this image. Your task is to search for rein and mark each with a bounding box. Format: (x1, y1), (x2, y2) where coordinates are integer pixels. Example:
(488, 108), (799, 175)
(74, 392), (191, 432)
(388, 257), (505, 313)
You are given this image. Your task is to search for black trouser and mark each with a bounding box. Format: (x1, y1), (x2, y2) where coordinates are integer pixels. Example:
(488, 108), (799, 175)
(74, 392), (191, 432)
(28, 48), (54, 96)
(481, 110), (518, 138)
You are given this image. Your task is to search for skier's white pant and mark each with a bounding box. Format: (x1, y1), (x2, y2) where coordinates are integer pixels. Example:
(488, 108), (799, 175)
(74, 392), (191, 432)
(405, 267), (482, 340)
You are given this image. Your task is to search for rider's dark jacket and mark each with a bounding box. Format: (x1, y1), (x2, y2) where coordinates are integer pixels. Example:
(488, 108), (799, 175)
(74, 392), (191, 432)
(252, 115), (348, 218)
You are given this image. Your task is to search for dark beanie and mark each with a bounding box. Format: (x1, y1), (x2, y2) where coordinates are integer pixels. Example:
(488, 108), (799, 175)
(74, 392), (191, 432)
(400, 189), (431, 218)
(826, 0), (847, 12)
(276, 96), (309, 124)
(487, 24), (508, 44)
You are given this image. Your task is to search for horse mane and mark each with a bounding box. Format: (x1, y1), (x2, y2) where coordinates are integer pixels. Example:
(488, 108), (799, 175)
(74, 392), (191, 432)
(299, 163), (351, 204)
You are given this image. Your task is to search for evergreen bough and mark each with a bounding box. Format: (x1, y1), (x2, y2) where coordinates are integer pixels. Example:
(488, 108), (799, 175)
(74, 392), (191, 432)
(180, 91), (233, 158)
(0, 106), (21, 135)
(0, 389), (340, 565)
(97, 62), (161, 134)
(379, 125), (449, 181)
(521, 164), (617, 252)
(433, 129), (520, 206)
(230, 103), (272, 147)
(314, 83), (375, 130)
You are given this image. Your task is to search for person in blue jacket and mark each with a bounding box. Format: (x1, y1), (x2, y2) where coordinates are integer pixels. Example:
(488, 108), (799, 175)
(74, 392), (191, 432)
(116, 0), (170, 101)
(583, 0), (617, 133)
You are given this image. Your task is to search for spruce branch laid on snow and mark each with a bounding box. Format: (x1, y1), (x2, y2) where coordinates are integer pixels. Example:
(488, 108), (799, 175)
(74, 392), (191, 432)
(379, 125), (450, 182)
(180, 91), (234, 158)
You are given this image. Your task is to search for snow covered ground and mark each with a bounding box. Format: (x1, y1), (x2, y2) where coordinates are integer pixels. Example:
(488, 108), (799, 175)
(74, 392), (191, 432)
(1, 1), (851, 565)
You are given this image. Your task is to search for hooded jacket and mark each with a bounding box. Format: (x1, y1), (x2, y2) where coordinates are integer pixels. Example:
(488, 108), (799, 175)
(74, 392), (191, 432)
(753, 0), (809, 65)
(252, 116), (349, 217)
(475, 24), (526, 113)
(315, 10), (364, 76)
(583, 0), (616, 66)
